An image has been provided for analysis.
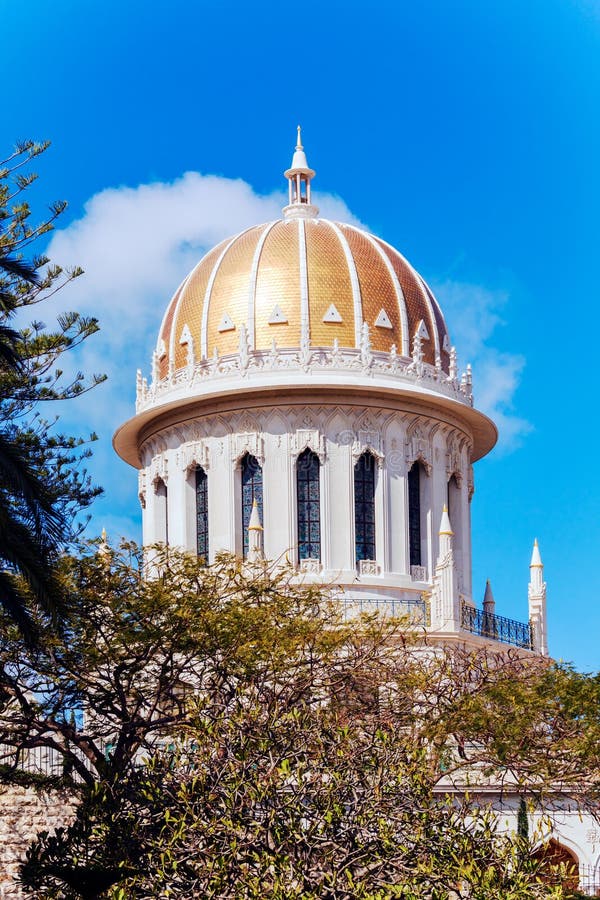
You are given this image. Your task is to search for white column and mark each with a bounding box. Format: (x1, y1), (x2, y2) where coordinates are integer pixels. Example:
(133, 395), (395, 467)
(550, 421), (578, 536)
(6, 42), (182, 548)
(209, 437), (236, 556)
(287, 450), (298, 567)
(376, 459), (388, 574)
(166, 453), (187, 549)
(320, 452), (331, 570)
(465, 464), (474, 595)
(421, 465), (433, 581)
(153, 479), (168, 545)
(327, 441), (354, 574)
(139, 469), (151, 547)
(184, 467), (197, 554)
(263, 434), (293, 561)
(388, 463), (407, 574)
(430, 441), (448, 574)
(448, 473), (468, 599)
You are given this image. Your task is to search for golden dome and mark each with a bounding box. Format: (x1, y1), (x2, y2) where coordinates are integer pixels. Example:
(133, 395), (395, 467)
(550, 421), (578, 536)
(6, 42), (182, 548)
(156, 218), (451, 381)
(115, 134), (497, 471)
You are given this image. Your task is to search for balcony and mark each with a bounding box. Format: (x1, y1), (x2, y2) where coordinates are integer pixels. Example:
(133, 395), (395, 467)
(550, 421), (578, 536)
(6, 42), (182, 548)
(460, 603), (533, 650)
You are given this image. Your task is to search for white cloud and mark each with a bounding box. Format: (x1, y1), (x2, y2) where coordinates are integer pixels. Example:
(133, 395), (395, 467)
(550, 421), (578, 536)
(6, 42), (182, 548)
(433, 280), (532, 449)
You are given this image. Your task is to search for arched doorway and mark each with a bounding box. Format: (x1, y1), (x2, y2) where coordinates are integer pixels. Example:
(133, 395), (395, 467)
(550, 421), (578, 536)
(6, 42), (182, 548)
(531, 839), (579, 892)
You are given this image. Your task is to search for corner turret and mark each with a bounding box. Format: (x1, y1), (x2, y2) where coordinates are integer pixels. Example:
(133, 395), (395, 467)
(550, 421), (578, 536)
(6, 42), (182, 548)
(528, 539), (548, 656)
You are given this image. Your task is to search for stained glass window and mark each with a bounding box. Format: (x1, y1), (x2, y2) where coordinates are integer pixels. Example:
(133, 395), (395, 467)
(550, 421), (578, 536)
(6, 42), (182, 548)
(354, 452), (376, 562)
(297, 448), (321, 560)
(408, 462), (421, 567)
(448, 474), (458, 530)
(241, 453), (263, 558)
(195, 466), (209, 562)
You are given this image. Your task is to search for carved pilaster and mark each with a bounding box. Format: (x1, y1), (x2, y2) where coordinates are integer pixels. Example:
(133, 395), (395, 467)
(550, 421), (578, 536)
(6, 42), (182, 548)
(138, 470), (147, 509)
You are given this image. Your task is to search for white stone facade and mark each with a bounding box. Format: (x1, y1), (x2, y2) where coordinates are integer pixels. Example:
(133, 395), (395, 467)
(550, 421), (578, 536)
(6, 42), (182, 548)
(137, 396), (474, 607)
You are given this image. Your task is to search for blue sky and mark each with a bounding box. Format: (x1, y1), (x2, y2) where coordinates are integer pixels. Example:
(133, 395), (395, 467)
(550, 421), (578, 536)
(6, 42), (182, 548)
(2, 0), (599, 669)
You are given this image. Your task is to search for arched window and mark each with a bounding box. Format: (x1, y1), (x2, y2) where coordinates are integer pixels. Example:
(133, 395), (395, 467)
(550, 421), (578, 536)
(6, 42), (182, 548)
(531, 840), (579, 891)
(408, 462), (422, 567)
(447, 473), (461, 558)
(241, 453), (263, 559)
(354, 452), (376, 562)
(447, 474), (459, 524)
(195, 466), (209, 562)
(155, 478), (168, 545)
(296, 448), (321, 560)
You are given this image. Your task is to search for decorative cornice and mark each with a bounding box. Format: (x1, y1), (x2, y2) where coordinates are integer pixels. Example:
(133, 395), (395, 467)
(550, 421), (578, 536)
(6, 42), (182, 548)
(135, 344), (475, 414)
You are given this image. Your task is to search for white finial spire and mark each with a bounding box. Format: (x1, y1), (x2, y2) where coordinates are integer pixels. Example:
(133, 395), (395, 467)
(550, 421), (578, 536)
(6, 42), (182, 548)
(439, 504), (453, 536)
(99, 527), (110, 561)
(437, 504), (454, 562)
(530, 537), (543, 568)
(247, 499), (264, 562)
(248, 499), (262, 532)
(430, 505), (460, 633)
(283, 126), (319, 219)
(528, 538), (548, 656)
(483, 579), (496, 614)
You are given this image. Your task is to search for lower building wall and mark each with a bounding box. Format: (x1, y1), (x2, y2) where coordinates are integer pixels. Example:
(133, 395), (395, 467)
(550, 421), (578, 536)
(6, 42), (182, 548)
(0, 785), (598, 896)
(0, 785), (77, 898)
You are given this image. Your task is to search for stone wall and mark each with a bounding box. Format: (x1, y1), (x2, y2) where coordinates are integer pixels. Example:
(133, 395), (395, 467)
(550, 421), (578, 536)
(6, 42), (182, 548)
(0, 785), (76, 898)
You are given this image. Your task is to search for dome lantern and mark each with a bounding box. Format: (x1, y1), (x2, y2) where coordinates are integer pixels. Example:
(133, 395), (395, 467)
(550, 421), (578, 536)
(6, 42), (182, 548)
(283, 126), (319, 219)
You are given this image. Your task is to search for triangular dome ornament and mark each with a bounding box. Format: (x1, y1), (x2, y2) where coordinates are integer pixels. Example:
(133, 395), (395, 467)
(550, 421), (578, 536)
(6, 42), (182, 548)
(218, 311), (235, 333)
(268, 304), (288, 325)
(416, 319), (430, 340)
(323, 303), (343, 324)
(442, 333), (451, 353)
(179, 324), (192, 345)
(157, 339), (167, 360)
(374, 308), (393, 330)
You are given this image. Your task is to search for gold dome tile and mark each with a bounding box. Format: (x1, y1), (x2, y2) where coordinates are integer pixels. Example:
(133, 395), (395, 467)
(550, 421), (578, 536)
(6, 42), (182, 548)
(172, 240), (227, 369)
(340, 224), (402, 353)
(156, 216), (451, 376)
(206, 225), (264, 357)
(306, 220), (355, 348)
(374, 238), (437, 367)
(158, 285), (180, 380)
(254, 221), (301, 349)
(423, 278), (451, 370)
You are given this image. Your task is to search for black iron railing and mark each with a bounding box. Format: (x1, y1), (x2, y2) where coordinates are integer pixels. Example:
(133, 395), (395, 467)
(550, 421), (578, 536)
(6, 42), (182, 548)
(344, 597), (429, 626)
(578, 864), (600, 896)
(461, 603), (533, 650)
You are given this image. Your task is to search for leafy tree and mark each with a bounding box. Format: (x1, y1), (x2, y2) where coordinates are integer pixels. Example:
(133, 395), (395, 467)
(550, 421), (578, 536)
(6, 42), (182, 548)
(0, 140), (104, 634)
(2, 546), (597, 898)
